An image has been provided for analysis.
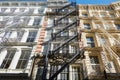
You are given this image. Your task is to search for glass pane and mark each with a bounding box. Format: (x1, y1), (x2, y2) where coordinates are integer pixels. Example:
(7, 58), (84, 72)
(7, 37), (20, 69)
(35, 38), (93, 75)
(26, 31), (37, 42)
(0, 50), (16, 69)
(16, 50), (31, 69)
(90, 56), (99, 64)
(72, 66), (80, 80)
(115, 24), (120, 30)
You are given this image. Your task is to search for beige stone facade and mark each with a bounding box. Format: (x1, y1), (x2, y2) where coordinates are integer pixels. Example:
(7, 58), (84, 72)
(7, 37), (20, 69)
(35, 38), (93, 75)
(79, 1), (120, 79)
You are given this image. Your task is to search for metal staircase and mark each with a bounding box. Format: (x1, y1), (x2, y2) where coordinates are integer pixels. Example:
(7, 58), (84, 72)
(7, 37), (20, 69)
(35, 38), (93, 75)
(41, 2), (85, 80)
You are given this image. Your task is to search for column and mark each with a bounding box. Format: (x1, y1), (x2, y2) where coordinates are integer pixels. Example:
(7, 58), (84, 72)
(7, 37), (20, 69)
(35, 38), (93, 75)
(95, 33), (101, 47)
(100, 51), (108, 72)
(84, 51), (92, 75)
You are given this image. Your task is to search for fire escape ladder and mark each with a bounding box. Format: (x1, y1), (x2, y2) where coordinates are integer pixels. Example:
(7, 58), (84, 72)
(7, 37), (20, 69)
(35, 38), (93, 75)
(49, 49), (85, 80)
(51, 20), (77, 39)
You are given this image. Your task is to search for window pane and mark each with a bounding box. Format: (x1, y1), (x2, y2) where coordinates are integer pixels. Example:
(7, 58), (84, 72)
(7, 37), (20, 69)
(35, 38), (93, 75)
(84, 23), (91, 29)
(16, 50), (31, 69)
(82, 13), (88, 17)
(26, 31), (37, 42)
(33, 18), (41, 26)
(72, 66), (80, 80)
(115, 24), (120, 30)
(0, 49), (16, 69)
(90, 56), (99, 64)
(86, 37), (95, 47)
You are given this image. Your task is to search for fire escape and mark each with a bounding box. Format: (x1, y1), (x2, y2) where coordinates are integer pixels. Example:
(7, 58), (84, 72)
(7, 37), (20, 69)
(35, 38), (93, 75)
(0, 11), (29, 50)
(41, 2), (85, 80)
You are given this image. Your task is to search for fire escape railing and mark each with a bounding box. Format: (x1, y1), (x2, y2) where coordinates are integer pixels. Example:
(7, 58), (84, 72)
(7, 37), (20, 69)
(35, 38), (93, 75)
(51, 21), (77, 40)
(55, 2), (76, 13)
(49, 49), (84, 80)
(54, 10), (76, 26)
(42, 2), (84, 80)
(49, 34), (78, 55)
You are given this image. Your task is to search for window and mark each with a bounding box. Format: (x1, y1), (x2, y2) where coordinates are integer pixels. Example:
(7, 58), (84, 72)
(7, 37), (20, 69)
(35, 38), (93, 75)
(21, 3), (27, 6)
(109, 13), (115, 17)
(90, 56), (99, 64)
(49, 65), (59, 80)
(72, 66), (80, 80)
(16, 49), (31, 69)
(105, 24), (110, 30)
(70, 45), (77, 54)
(90, 56), (101, 74)
(49, 66), (69, 80)
(17, 31), (24, 41)
(1, 8), (7, 12)
(86, 37), (95, 47)
(29, 8), (34, 14)
(84, 23), (91, 29)
(100, 37), (106, 44)
(29, 3), (36, 6)
(53, 43), (60, 49)
(2, 3), (9, 6)
(61, 30), (68, 37)
(100, 12), (106, 17)
(11, 3), (18, 6)
(11, 8), (16, 12)
(33, 18), (41, 26)
(3, 31), (12, 40)
(0, 49), (16, 69)
(19, 8), (25, 12)
(60, 67), (69, 80)
(26, 31), (37, 42)
(115, 24), (120, 30)
(38, 8), (44, 13)
(82, 13), (88, 17)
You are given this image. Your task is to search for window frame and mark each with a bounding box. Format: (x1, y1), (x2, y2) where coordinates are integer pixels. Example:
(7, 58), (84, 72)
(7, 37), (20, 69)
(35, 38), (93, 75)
(26, 30), (37, 42)
(86, 37), (95, 47)
(16, 49), (31, 69)
(0, 49), (16, 69)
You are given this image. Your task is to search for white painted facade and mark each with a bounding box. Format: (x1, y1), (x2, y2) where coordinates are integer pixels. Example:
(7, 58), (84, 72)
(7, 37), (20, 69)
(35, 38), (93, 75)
(0, 1), (47, 79)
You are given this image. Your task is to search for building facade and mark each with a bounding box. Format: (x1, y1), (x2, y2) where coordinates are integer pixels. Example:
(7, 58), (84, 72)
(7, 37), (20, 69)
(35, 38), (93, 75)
(0, 0), (120, 80)
(37, 1), (120, 80)
(79, 2), (120, 79)
(0, 1), (47, 80)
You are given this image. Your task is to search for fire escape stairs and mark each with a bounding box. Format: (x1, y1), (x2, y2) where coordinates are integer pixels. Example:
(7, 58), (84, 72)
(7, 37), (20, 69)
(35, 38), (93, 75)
(55, 2), (76, 13)
(42, 2), (85, 80)
(49, 34), (78, 55)
(54, 10), (76, 26)
(49, 49), (85, 80)
(51, 20), (78, 40)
